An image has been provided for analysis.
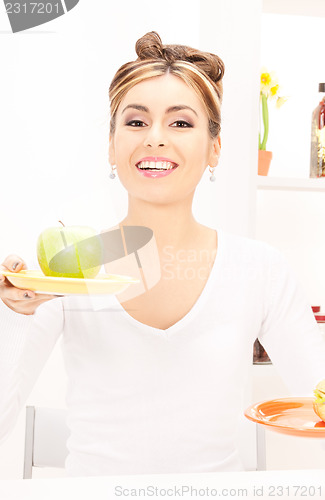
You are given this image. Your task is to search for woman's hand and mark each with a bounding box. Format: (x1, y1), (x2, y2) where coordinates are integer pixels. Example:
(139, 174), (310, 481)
(0, 255), (57, 315)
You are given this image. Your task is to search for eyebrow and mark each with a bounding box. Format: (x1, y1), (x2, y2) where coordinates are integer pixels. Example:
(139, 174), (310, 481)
(121, 104), (198, 117)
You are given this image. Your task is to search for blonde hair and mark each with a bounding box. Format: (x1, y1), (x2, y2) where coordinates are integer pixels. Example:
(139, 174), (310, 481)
(109, 31), (225, 139)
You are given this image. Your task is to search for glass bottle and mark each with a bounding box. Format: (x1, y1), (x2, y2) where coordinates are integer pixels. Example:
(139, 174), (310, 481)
(310, 83), (325, 178)
(253, 338), (271, 364)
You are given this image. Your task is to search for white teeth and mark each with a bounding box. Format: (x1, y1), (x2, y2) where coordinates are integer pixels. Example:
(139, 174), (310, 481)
(136, 161), (177, 170)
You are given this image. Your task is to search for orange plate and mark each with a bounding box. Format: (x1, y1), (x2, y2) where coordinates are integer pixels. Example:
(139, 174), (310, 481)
(244, 397), (325, 438)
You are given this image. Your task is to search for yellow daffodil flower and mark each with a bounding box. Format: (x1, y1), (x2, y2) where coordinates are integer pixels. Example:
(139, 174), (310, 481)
(275, 96), (288, 109)
(259, 68), (288, 150)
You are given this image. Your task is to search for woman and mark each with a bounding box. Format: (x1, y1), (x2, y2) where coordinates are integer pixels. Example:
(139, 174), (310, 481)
(0, 31), (324, 477)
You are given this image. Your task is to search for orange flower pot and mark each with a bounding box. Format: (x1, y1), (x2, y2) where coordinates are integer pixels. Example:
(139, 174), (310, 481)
(258, 150), (273, 176)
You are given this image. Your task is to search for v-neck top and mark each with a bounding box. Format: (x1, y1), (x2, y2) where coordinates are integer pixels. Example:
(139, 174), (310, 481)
(1, 229), (325, 477)
(110, 228), (223, 336)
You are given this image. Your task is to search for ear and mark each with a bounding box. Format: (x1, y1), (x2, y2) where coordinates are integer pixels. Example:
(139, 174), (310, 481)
(108, 135), (116, 165)
(208, 135), (221, 167)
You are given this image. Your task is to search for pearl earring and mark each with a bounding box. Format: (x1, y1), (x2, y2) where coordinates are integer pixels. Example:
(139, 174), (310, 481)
(109, 164), (116, 179)
(209, 166), (216, 182)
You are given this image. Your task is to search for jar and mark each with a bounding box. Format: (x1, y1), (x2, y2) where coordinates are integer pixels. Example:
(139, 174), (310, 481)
(253, 338), (271, 364)
(310, 83), (325, 177)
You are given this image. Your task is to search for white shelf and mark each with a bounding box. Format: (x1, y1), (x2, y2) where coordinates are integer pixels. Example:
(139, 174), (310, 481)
(257, 176), (325, 192)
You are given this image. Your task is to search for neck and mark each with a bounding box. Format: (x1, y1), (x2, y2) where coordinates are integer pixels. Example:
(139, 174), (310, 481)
(119, 196), (203, 253)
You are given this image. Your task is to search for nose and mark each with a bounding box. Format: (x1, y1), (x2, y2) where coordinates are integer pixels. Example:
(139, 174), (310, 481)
(144, 123), (167, 148)
(146, 141), (164, 147)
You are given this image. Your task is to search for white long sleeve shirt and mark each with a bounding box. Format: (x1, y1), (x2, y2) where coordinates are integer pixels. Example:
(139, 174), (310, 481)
(1, 229), (325, 476)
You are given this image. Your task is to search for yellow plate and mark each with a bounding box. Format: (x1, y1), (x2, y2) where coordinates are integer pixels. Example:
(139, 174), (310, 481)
(1, 270), (140, 295)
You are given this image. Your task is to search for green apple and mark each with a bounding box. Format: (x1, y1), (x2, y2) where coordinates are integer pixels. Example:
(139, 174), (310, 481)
(37, 221), (103, 278)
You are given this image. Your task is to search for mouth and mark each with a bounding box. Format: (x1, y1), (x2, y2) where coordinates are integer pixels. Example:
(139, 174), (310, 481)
(135, 160), (178, 171)
(135, 160), (179, 178)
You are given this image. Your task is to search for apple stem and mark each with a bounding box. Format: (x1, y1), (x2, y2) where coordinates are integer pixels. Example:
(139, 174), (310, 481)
(58, 220), (65, 227)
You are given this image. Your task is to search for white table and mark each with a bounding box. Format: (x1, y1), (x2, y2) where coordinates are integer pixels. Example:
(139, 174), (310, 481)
(0, 470), (324, 500)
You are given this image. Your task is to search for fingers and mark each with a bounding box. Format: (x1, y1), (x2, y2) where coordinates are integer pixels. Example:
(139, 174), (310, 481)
(0, 273), (58, 301)
(1, 294), (58, 315)
(0, 284), (35, 301)
(0, 257), (27, 285)
(0, 256), (34, 300)
(1, 255), (28, 273)
(0, 255), (59, 315)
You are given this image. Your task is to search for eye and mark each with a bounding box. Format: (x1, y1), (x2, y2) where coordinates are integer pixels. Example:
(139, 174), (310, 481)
(171, 120), (193, 128)
(125, 120), (146, 127)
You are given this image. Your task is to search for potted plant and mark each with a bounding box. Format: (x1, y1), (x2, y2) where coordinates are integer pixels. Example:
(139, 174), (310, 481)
(259, 68), (287, 175)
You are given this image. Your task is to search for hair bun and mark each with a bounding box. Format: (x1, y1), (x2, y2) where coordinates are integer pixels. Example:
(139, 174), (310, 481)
(135, 32), (191, 64)
(135, 31), (224, 86)
(135, 31), (164, 60)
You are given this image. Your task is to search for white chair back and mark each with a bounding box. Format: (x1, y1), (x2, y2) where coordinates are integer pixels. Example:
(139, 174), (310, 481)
(23, 406), (69, 479)
(236, 412), (266, 471)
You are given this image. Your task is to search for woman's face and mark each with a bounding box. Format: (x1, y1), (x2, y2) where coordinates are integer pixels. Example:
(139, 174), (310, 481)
(109, 73), (221, 204)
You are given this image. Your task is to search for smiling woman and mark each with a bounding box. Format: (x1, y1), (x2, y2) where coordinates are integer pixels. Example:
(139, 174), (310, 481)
(107, 31), (223, 269)
(1, 30), (325, 479)
(105, 31), (224, 320)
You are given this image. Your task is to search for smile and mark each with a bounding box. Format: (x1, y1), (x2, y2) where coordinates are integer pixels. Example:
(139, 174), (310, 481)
(136, 161), (178, 170)
(135, 161), (178, 178)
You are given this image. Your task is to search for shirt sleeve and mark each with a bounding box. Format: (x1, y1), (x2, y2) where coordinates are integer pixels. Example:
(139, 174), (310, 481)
(0, 297), (64, 445)
(258, 247), (325, 396)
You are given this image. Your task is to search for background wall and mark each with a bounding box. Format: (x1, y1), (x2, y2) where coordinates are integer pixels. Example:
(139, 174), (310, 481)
(256, 9), (325, 307)
(255, 5), (325, 471)
(0, 0), (261, 479)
